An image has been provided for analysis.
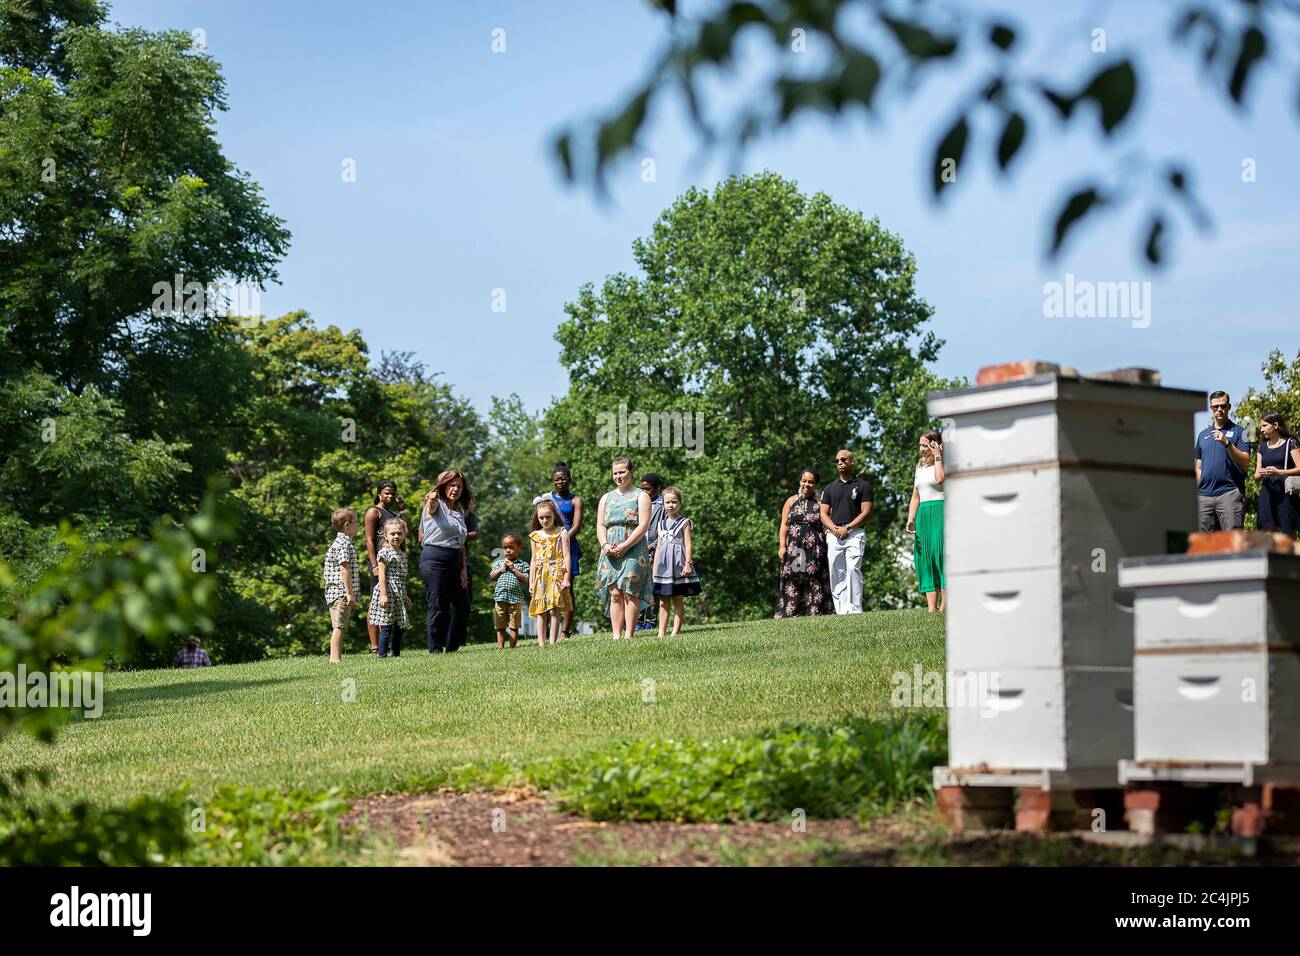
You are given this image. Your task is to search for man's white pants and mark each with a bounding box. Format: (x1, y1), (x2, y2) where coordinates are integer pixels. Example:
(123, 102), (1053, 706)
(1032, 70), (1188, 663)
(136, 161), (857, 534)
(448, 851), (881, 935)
(826, 528), (865, 614)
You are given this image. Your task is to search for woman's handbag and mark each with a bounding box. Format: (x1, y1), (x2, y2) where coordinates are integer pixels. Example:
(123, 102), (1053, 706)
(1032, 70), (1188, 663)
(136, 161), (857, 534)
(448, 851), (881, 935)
(1285, 439), (1300, 496)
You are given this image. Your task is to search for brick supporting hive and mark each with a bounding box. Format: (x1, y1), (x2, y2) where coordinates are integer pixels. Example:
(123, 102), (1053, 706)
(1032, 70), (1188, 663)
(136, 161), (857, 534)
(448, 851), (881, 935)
(1015, 787), (1123, 833)
(1123, 784), (1222, 835)
(1228, 784), (1300, 837)
(936, 786), (1015, 832)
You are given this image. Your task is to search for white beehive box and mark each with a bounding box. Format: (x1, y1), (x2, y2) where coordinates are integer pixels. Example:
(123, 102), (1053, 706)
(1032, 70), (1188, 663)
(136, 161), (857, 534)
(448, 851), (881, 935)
(944, 468), (1190, 668)
(1118, 551), (1300, 771)
(945, 666), (1133, 770)
(929, 371), (1202, 775)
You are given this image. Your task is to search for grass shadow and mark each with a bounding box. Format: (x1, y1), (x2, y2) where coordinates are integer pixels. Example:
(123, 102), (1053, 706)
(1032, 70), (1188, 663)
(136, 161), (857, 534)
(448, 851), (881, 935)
(669, 621), (758, 637)
(98, 677), (293, 717)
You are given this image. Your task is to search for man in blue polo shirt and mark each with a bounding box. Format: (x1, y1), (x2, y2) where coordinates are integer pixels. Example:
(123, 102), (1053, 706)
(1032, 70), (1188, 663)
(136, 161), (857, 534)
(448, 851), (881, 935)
(1195, 390), (1252, 531)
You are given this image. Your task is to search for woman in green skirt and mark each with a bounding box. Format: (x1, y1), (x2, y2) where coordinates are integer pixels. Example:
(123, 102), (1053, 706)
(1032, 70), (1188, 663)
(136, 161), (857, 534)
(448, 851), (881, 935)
(905, 431), (946, 612)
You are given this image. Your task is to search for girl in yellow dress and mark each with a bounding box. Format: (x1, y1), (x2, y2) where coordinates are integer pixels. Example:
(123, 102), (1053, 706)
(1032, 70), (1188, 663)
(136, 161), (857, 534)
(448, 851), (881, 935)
(529, 499), (573, 646)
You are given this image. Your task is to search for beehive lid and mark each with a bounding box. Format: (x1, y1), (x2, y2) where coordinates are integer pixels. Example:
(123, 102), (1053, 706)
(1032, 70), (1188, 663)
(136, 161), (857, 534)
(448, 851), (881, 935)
(1118, 549), (1300, 588)
(927, 362), (1203, 418)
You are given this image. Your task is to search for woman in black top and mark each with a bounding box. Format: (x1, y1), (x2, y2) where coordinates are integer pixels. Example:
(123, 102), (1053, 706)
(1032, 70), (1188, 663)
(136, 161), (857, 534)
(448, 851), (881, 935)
(1255, 413), (1300, 536)
(364, 481), (402, 653)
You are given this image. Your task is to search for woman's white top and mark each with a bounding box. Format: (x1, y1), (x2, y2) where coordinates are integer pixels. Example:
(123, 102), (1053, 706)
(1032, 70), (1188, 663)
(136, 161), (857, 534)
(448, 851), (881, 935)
(915, 464), (944, 502)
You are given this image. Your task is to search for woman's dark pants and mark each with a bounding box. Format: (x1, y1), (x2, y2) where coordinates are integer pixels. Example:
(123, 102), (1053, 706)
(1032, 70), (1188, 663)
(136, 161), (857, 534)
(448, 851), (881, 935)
(378, 624), (403, 658)
(419, 545), (468, 653)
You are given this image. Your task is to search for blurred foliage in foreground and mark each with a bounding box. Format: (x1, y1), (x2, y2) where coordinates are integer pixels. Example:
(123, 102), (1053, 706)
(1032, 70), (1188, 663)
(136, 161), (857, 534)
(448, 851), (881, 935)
(0, 782), (355, 866)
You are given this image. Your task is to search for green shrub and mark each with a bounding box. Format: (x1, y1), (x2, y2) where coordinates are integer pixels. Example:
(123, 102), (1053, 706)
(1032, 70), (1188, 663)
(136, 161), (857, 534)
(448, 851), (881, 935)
(0, 790), (192, 866)
(187, 786), (353, 866)
(0, 783), (355, 867)
(392, 760), (522, 797)
(526, 712), (945, 823)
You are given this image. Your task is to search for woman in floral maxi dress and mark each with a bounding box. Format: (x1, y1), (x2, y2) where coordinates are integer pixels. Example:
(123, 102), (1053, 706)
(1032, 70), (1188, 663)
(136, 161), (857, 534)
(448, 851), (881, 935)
(775, 469), (834, 618)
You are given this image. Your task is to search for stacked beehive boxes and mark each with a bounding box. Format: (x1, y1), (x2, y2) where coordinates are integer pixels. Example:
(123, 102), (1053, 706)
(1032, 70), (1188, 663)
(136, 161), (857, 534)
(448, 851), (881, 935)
(1117, 541), (1300, 783)
(928, 364), (1203, 784)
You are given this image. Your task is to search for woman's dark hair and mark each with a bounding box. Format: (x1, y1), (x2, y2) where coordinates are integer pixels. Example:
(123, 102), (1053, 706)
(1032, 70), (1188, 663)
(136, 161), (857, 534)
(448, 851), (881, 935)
(920, 431), (943, 465)
(1263, 412), (1293, 441)
(799, 468), (819, 484)
(552, 461), (570, 477)
(373, 479), (398, 505)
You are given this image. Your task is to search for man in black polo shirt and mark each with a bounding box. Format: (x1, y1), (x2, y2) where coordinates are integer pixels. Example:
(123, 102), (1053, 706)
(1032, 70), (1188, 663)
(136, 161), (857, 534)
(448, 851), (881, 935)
(819, 449), (873, 614)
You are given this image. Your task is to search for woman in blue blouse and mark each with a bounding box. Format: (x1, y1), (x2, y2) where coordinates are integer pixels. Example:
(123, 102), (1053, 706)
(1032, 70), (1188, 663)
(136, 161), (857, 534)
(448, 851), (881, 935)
(418, 469), (473, 653)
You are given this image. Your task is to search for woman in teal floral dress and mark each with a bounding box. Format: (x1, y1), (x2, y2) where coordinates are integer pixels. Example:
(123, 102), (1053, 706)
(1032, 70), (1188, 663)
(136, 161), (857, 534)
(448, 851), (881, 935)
(595, 455), (654, 639)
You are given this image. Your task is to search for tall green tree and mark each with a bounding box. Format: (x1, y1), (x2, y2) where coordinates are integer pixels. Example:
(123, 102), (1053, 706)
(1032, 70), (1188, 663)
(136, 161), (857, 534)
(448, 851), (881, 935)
(0, 0), (289, 390)
(1, 1), (291, 662)
(545, 172), (958, 624)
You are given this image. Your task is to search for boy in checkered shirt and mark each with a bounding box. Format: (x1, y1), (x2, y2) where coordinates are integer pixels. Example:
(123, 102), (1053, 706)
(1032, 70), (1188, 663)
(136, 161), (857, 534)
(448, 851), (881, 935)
(323, 508), (360, 663)
(488, 532), (530, 649)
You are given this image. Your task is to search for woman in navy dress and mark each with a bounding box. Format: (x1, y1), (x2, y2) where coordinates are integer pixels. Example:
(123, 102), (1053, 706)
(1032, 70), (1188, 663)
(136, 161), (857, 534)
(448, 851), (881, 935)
(1255, 413), (1300, 536)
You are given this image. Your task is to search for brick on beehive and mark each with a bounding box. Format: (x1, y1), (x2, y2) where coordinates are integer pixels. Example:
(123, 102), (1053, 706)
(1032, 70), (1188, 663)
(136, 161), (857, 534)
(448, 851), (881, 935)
(1088, 367), (1162, 386)
(1186, 530), (1298, 556)
(975, 360), (1062, 386)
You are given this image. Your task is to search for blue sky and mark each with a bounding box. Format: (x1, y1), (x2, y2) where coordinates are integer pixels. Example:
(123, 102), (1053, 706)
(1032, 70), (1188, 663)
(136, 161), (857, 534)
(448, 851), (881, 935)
(112, 0), (1298, 433)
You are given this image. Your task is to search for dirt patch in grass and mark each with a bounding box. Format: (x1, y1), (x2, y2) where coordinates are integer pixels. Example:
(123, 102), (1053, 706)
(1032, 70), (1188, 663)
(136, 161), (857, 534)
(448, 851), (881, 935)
(343, 792), (1300, 866)
(345, 790), (870, 866)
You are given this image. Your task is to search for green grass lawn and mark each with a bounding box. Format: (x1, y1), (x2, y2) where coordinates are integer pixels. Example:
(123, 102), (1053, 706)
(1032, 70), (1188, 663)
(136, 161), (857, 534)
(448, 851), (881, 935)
(1, 611), (945, 806)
